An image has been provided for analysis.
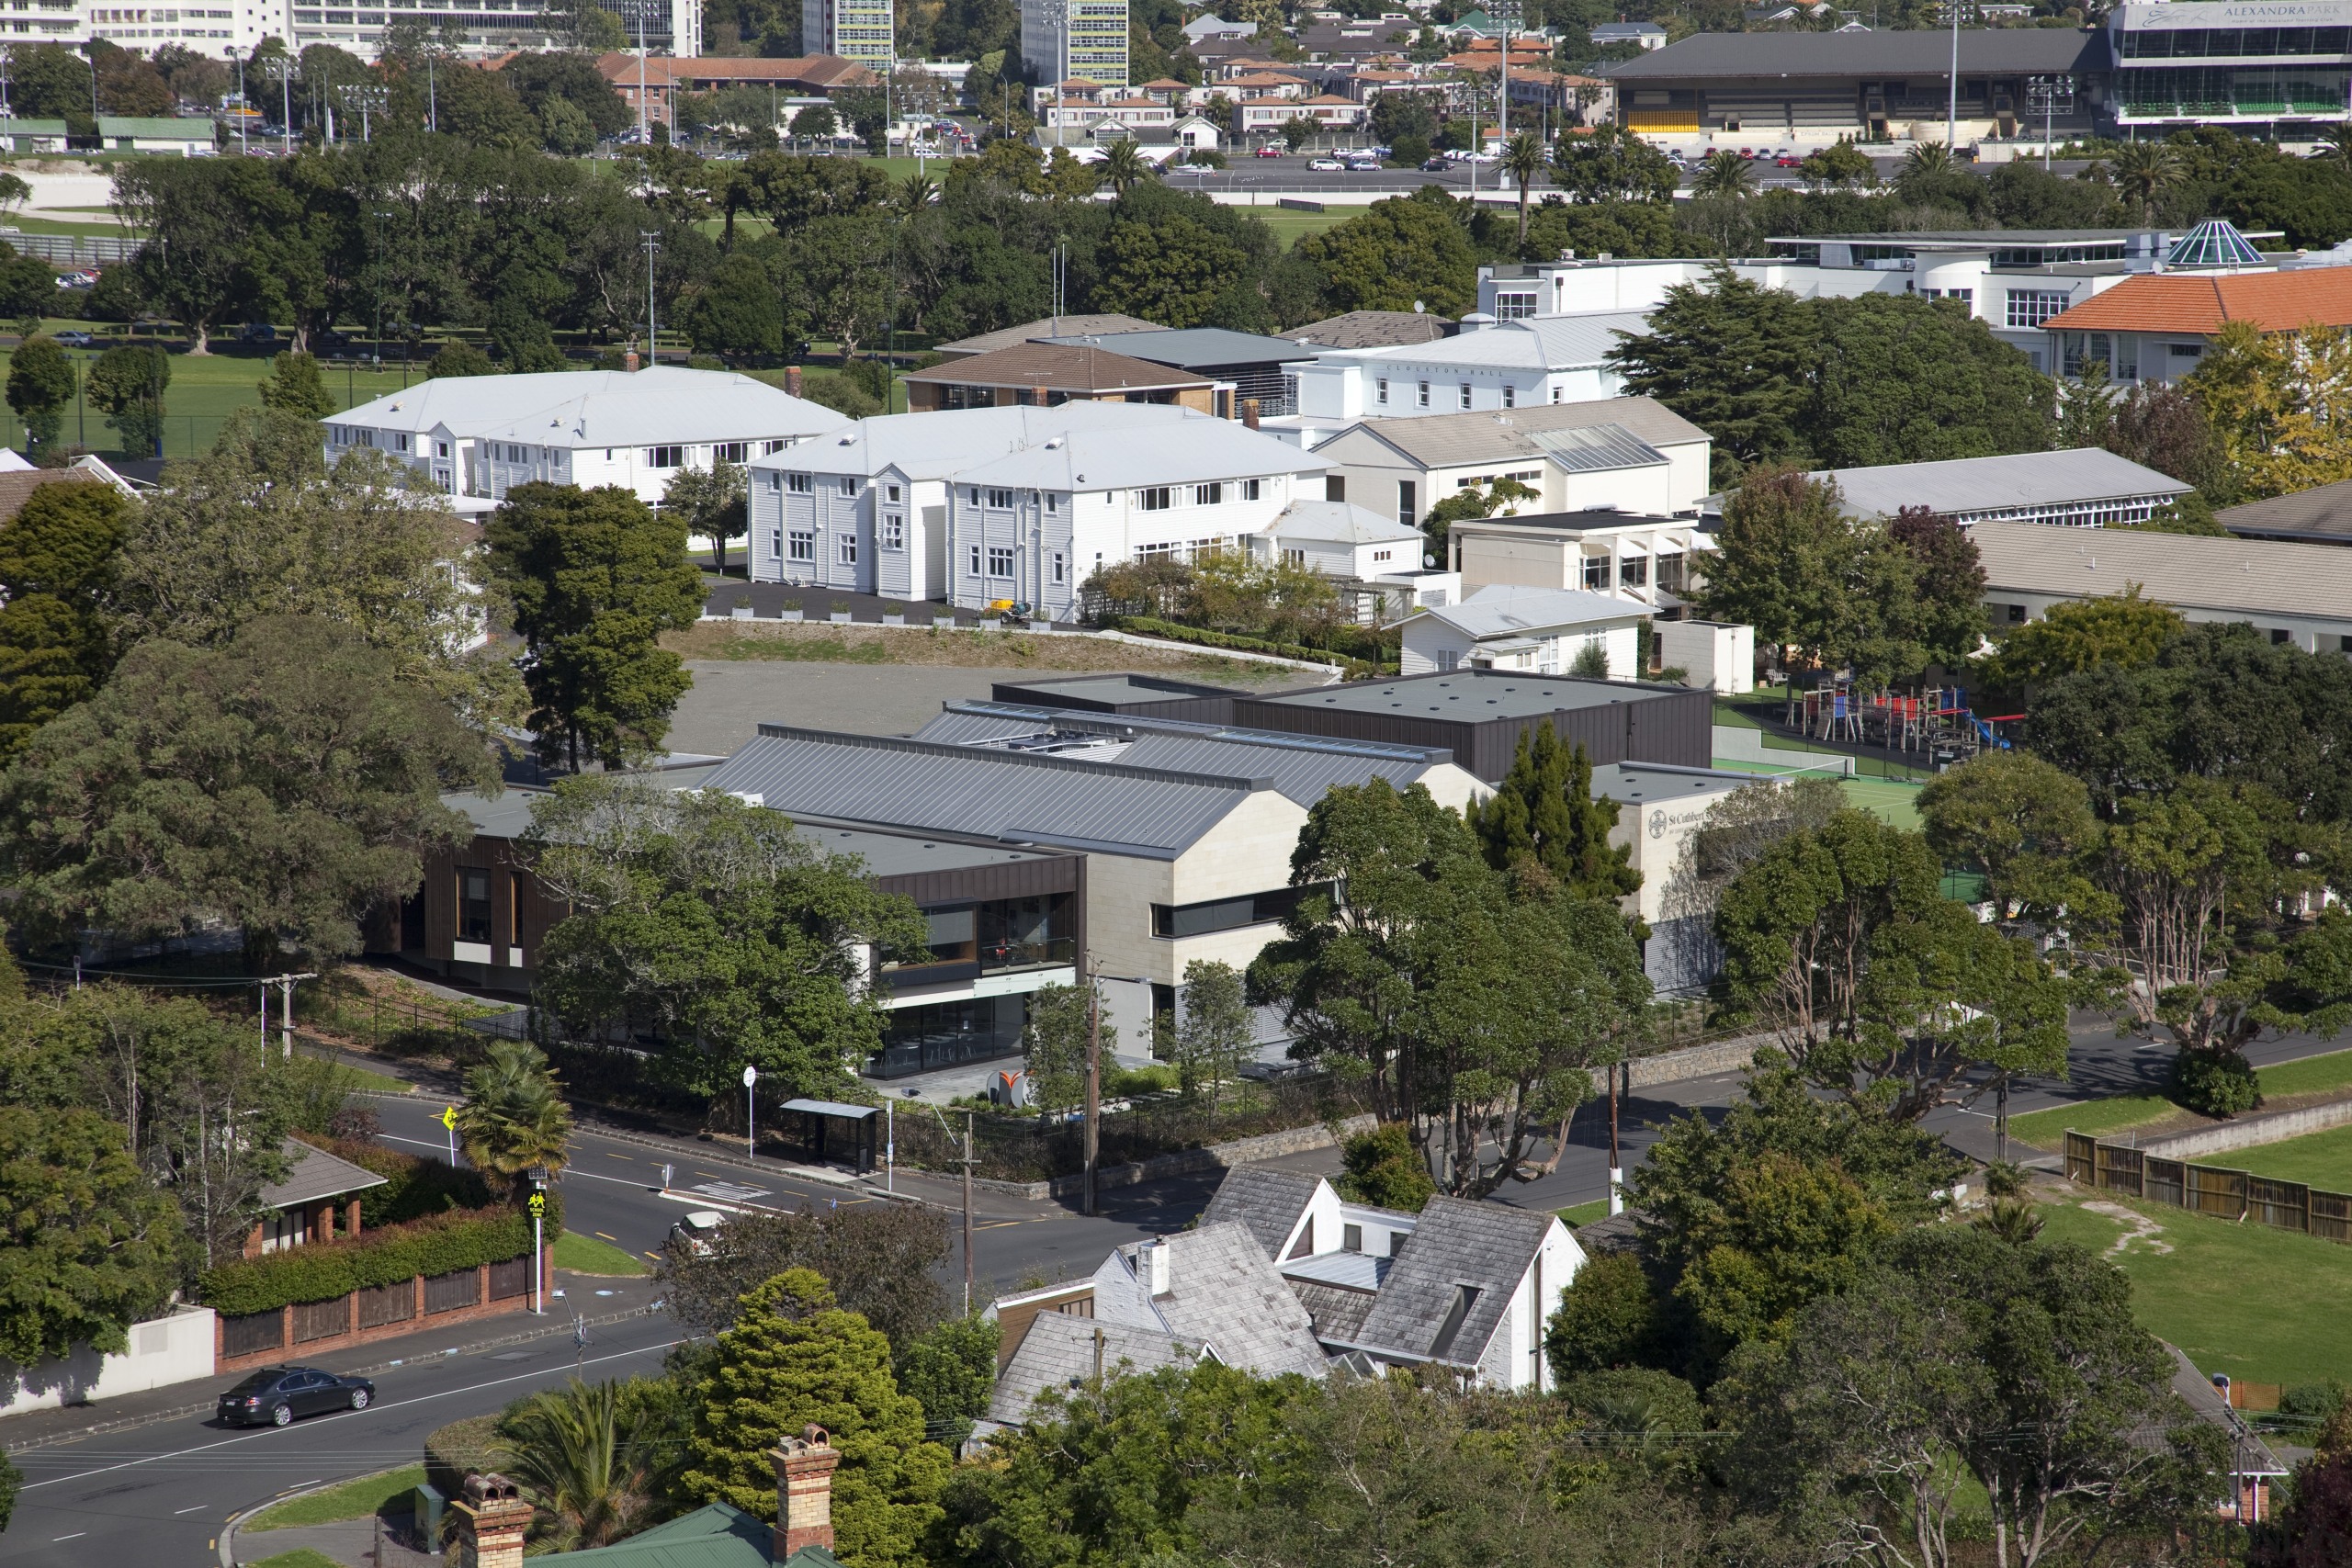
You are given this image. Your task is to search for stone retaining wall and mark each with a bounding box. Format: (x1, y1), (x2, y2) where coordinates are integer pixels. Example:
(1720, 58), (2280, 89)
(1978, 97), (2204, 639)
(978, 1113), (1379, 1201)
(2141, 1097), (2352, 1163)
(1627, 1034), (1770, 1090)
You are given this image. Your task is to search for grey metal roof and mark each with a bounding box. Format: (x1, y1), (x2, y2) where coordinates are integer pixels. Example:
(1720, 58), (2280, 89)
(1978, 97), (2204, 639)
(993, 672), (1244, 706)
(1972, 519), (2352, 623)
(948, 416), (1329, 492)
(1282, 1251), (1392, 1290)
(1287, 310), (1454, 350)
(986, 1314), (1205, 1428)
(1606, 26), (2103, 79)
(1120, 1222), (1331, 1380)
(1446, 506), (1682, 536)
(1325, 397), (1708, 472)
(264, 1139), (390, 1210)
(1419, 584), (1647, 640)
(1254, 669), (1685, 721)
(698, 728), (1268, 859)
(1353, 1197), (1555, 1366)
(1199, 1167), (1325, 1259)
(326, 367), (847, 447)
(1265, 498), (1425, 546)
(935, 313), (1161, 358)
(752, 401), (1218, 483)
(1039, 326), (1321, 369)
(2219, 478), (2352, 544)
(1528, 423), (1670, 474)
(913, 702), (1461, 807)
(1589, 761), (1755, 808)
(1819, 448), (2191, 521)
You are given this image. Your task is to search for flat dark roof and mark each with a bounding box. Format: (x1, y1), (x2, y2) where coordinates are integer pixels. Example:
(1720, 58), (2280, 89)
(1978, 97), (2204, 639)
(1450, 507), (1682, 532)
(1254, 671), (1687, 722)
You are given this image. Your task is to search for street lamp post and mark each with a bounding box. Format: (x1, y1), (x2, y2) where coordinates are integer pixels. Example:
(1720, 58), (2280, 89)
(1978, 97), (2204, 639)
(741, 1062), (758, 1161)
(640, 230), (660, 364)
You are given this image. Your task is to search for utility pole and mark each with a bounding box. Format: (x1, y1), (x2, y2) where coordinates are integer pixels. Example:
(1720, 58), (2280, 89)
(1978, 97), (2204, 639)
(267, 971), (319, 1059)
(962, 1111), (975, 1314)
(640, 231), (661, 365)
(1083, 960), (1102, 1216)
(1996, 1072), (2009, 1163)
(1607, 1059), (1623, 1215)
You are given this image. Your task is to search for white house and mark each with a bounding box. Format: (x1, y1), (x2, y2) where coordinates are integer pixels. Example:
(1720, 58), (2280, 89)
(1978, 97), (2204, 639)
(1445, 505), (1714, 611)
(1399, 583), (1647, 678)
(1310, 397), (1713, 532)
(1281, 311), (1648, 446)
(745, 402), (1330, 621)
(322, 367), (848, 505)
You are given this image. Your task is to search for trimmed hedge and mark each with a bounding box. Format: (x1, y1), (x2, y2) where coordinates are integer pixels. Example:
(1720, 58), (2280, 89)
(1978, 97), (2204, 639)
(293, 1133), (494, 1225)
(198, 1201), (552, 1317)
(1105, 615), (1388, 671)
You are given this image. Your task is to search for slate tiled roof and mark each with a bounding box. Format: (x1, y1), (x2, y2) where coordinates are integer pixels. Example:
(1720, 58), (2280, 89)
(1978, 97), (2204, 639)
(0, 468), (102, 529)
(1287, 310), (1454, 349)
(1352, 1197), (1552, 1366)
(902, 343), (1210, 394)
(987, 1314), (1204, 1427)
(1119, 1222), (1330, 1380)
(1198, 1167), (1323, 1259)
(1287, 1279), (1378, 1342)
(263, 1138), (390, 1210)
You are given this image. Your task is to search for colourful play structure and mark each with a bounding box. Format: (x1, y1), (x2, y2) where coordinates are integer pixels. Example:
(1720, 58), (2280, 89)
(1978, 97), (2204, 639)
(1794, 682), (2019, 761)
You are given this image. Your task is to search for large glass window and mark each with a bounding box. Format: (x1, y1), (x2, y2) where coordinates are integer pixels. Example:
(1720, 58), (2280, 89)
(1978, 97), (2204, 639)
(888, 895), (1076, 976)
(1152, 881), (1333, 938)
(870, 994), (1026, 1078)
(458, 868), (492, 943)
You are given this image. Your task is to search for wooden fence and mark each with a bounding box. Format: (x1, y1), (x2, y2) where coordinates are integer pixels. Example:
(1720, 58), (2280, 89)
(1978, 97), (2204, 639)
(2064, 1130), (2352, 1244)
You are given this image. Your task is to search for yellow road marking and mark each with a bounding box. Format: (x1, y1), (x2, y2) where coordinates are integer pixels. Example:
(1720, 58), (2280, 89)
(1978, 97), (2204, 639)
(594, 1232), (618, 1242)
(605, 1152), (633, 1160)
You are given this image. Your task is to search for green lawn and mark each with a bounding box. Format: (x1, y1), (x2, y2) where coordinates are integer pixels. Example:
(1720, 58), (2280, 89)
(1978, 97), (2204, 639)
(555, 1230), (650, 1276)
(244, 1465), (425, 1532)
(1556, 1199), (1609, 1227)
(1253, 203), (1373, 249)
(2039, 1192), (2352, 1385)
(2008, 1048), (2352, 1151)
(2224, 1122), (2352, 1190)
(248, 1551), (344, 1568)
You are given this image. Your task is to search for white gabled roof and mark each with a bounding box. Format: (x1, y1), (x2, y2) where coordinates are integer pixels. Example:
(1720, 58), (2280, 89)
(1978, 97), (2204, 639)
(325, 367), (848, 448)
(753, 401), (1216, 483)
(1260, 498), (1423, 547)
(952, 414), (1329, 491)
(1419, 583), (1646, 640)
(1338, 310), (1646, 372)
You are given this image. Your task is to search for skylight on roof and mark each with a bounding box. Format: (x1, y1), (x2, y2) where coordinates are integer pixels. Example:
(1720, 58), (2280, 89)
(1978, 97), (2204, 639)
(2165, 220), (2265, 271)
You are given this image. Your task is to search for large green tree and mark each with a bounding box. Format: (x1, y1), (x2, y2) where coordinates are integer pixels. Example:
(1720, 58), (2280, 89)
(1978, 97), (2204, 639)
(0, 478), (130, 757)
(659, 1202), (951, 1348)
(1693, 468), (1923, 686)
(1292, 187), (1479, 317)
(1805, 292), (2055, 469)
(83, 344), (169, 459)
(662, 460), (749, 574)
(683, 1269), (950, 1568)
(0, 615), (486, 967)
(1463, 722), (1640, 903)
(6, 334), (75, 452)
(482, 481), (705, 769)
(456, 1041), (573, 1196)
(1603, 264), (1814, 479)
(1548, 121), (1679, 204)
(0, 1105), (185, 1364)
(525, 776), (925, 1099)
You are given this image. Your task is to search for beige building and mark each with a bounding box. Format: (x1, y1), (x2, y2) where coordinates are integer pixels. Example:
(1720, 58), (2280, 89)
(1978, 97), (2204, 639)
(1973, 520), (2352, 654)
(1448, 506), (1713, 614)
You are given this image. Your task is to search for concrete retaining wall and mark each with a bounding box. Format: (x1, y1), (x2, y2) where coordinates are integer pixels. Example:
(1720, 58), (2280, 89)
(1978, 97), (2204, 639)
(978, 1113), (1379, 1201)
(2142, 1098), (2352, 1163)
(0, 1306), (216, 1417)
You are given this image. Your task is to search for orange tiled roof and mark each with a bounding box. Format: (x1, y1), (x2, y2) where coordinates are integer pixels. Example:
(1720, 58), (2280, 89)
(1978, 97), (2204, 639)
(2041, 269), (2352, 334)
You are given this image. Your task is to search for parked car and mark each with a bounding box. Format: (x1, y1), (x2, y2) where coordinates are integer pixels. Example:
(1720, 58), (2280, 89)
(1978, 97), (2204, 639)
(53, 330), (92, 347)
(1421, 155), (1449, 171)
(1306, 156), (1345, 172)
(1345, 155), (1381, 171)
(217, 1366), (375, 1427)
(238, 321), (277, 344)
(1776, 153), (1803, 167)
(1253, 142), (1283, 157)
(1169, 160), (1213, 175)
(670, 1210), (727, 1257)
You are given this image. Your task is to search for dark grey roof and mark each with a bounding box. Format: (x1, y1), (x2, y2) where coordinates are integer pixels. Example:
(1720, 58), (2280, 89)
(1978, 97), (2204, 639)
(2220, 478), (2352, 544)
(264, 1138), (390, 1210)
(1606, 27), (2103, 79)
(1288, 310), (1455, 349)
(1200, 1167), (1325, 1259)
(1041, 326), (1321, 369)
(987, 1314), (1205, 1427)
(1288, 1278), (1379, 1342)
(1252, 669), (1687, 722)
(1446, 506), (1679, 535)
(1352, 1197), (1553, 1367)
(696, 728), (1269, 860)
(911, 702), (1464, 808)
(1590, 761), (1755, 808)
(991, 672), (1244, 708)
(1564, 1206), (1643, 1256)
(1126, 1222), (1330, 1379)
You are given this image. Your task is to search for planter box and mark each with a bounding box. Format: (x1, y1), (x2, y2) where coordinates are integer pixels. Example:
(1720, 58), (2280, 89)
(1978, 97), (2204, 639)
(780, 610), (803, 623)
(829, 612), (853, 624)
(882, 614), (905, 626)
(729, 605), (753, 620)
(933, 616), (957, 630)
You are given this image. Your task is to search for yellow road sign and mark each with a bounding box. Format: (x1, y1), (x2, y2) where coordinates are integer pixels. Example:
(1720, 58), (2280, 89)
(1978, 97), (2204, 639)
(440, 1105), (458, 1130)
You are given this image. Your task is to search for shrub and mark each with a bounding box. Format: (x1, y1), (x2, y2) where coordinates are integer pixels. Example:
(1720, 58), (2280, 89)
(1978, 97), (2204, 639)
(1337, 1122), (1435, 1212)
(424, 1413), (504, 1498)
(294, 1134), (494, 1224)
(2173, 1049), (2260, 1118)
(198, 1201), (551, 1316)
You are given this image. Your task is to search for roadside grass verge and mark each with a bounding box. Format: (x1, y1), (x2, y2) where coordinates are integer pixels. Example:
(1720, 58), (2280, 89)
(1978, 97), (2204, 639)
(555, 1231), (650, 1276)
(243, 1465), (425, 1532)
(2008, 1048), (2352, 1151)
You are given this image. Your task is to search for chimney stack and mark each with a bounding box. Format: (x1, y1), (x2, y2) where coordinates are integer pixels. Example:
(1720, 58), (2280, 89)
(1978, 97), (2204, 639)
(452, 1474), (532, 1568)
(1140, 1236), (1170, 1297)
(624, 347), (640, 373)
(1242, 399), (1260, 429)
(770, 1425), (842, 1562)
(786, 365), (805, 398)
(1031, 383), (1050, 407)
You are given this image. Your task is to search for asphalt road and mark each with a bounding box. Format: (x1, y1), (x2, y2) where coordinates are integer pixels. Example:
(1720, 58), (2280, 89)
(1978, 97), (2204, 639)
(0, 1313), (683, 1568)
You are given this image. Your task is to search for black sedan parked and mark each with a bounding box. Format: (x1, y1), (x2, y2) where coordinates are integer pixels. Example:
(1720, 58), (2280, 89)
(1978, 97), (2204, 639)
(216, 1365), (376, 1427)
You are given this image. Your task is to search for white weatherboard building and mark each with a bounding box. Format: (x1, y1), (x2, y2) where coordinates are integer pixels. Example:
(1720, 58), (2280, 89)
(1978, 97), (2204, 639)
(322, 368), (846, 506)
(1281, 311), (1648, 446)
(1399, 584), (1647, 678)
(745, 404), (1329, 620)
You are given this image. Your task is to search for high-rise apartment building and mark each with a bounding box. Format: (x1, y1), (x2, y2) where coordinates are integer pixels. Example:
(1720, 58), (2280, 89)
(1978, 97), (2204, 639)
(6, 0), (287, 56)
(802, 0), (889, 69)
(285, 0), (699, 61)
(1022, 0), (1126, 86)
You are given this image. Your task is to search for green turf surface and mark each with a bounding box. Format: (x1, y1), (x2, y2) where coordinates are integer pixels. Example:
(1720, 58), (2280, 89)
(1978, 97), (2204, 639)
(554, 1230), (650, 1276)
(2039, 1192), (2352, 1384)
(244, 1466), (425, 1532)
(1253, 203), (1373, 248)
(248, 1551), (345, 1568)
(2250, 1048), (2352, 1100)
(1556, 1199), (1609, 1227)
(2222, 1122), (2352, 1190)
(2007, 1049), (2352, 1151)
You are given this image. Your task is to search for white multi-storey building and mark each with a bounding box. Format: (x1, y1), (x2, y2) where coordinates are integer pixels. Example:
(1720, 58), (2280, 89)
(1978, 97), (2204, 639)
(286, 0), (700, 58)
(322, 367), (846, 505)
(801, 0), (888, 69)
(1281, 311), (1647, 447)
(17, 0), (288, 53)
(1022, 0), (1127, 90)
(745, 403), (1330, 620)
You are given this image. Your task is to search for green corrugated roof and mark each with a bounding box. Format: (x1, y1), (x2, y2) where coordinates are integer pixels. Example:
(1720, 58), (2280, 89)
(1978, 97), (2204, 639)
(0, 120), (69, 135)
(537, 1502), (846, 1568)
(98, 117), (216, 138)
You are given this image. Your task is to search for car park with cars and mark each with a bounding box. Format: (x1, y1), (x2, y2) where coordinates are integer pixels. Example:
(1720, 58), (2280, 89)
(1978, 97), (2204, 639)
(216, 1366), (375, 1427)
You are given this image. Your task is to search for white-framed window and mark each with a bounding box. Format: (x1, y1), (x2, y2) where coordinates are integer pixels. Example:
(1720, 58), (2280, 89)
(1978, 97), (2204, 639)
(1051, 551), (1066, 582)
(886, 482), (901, 502)
(988, 546), (1014, 576)
(648, 445), (684, 468)
(1502, 385), (1515, 408)
(1242, 478), (1261, 500)
(1372, 548), (1391, 562)
(436, 441), (449, 457)
(788, 530), (816, 561)
(986, 488), (1015, 509)
(1417, 381), (1430, 409)
(1139, 486), (1171, 511)
(2006, 288), (2071, 329)
(968, 544), (983, 575)
(786, 472), (812, 493)
(1551, 386), (1562, 403)
(715, 441), (747, 463)
(840, 476), (857, 496)
(1283, 547), (1305, 567)
(838, 536), (858, 565)
(771, 531), (782, 556)
(1494, 288), (1536, 320)
(881, 513), (904, 549)
(1458, 383), (1472, 410)
(763, 438), (789, 454)
(1046, 493), (1058, 513)
(1583, 556), (1609, 590)
(1376, 377), (1389, 404)
(1195, 481), (1222, 506)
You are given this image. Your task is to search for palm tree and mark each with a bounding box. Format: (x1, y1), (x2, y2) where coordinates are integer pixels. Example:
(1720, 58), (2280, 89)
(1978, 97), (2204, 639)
(1973, 1196), (2046, 1247)
(2321, 123), (2352, 166)
(2105, 141), (2181, 223)
(897, 173), (939, 218)
(497, 1380), (660, 1551)
(456, 1041), (572, 1192)
(1691, 148), (1754, 200)
(1499, 130), (1545, 246)
(1903, 140), (1954, 179)
(1100, 139), (1152, 195)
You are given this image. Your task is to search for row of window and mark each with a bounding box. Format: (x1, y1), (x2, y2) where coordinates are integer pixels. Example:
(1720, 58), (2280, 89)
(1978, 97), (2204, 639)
(2005, 288), (2074, 329)
(1379, 378), (1518, 411)
(1581, 551), (1687, 592)
(964, 544), (1068, 582)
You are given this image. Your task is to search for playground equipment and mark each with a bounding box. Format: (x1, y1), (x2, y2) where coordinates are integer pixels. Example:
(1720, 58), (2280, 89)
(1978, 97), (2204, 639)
(1795, 682), (2018, 762)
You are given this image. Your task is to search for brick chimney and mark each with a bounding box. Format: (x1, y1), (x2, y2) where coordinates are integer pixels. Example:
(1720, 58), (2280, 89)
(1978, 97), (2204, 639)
(786, 365), (805, 398)
(624, 346), (640, 372)
(451, 1473), (532, 1568)
(1242, 398), (1260, 429)
(769, 1425), (842, 1561)
(1031, 383), (1050, 407)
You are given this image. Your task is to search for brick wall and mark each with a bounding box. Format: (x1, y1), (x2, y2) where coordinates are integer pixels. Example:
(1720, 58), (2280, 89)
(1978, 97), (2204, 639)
(213, 1245), (553, 1372)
